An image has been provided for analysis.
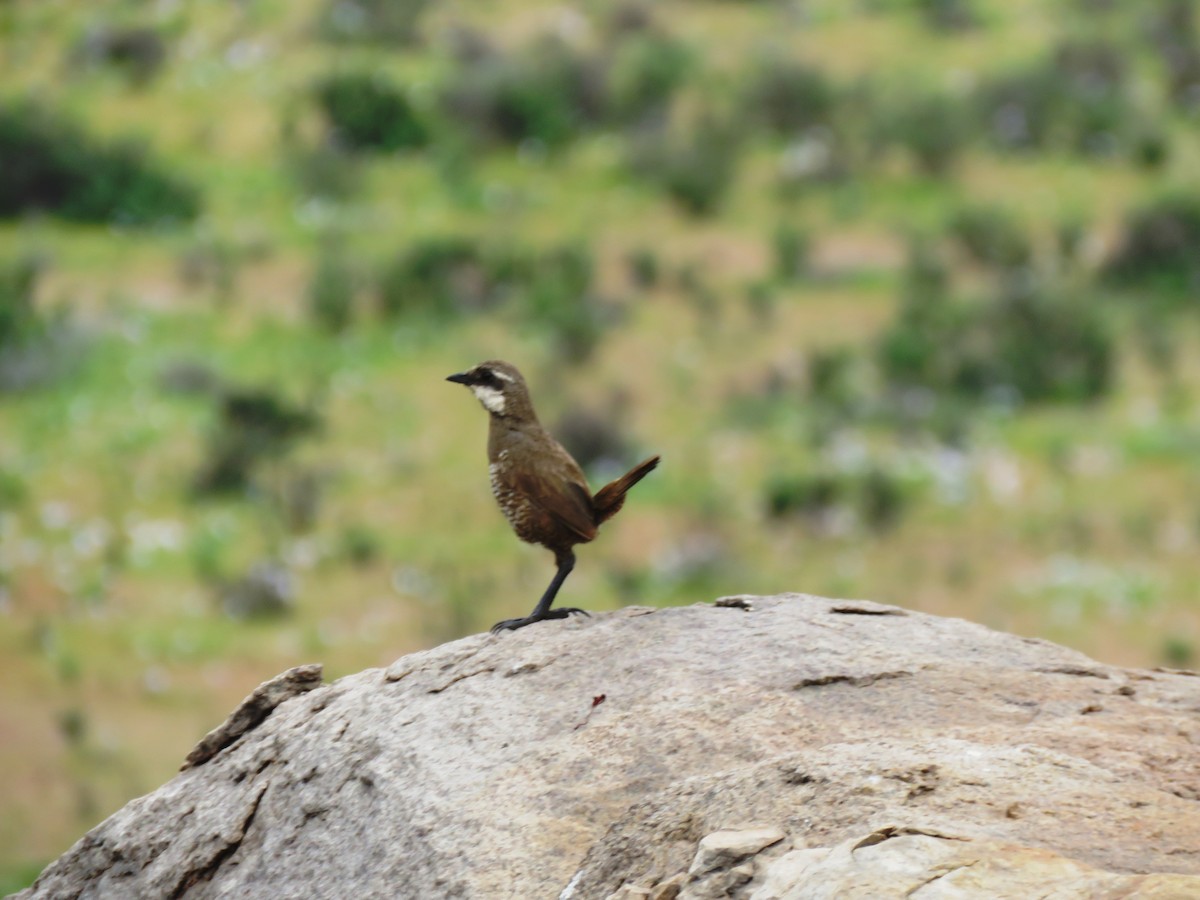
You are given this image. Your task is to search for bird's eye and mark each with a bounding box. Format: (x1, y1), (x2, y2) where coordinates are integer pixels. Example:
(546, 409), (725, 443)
(477, 368), (499, 387)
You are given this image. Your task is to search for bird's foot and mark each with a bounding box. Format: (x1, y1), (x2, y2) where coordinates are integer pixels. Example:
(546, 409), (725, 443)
(547, 607), (590, 620)
(490, 607), (591, 634)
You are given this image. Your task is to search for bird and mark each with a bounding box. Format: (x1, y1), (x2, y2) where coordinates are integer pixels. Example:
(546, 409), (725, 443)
(447, 360), (660, 633)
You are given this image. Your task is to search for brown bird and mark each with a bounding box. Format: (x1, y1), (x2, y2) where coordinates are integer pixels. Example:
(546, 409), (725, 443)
(447, 360), (660, 632)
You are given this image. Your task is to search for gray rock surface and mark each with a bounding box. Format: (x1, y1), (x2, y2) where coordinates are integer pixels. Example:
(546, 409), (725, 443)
(15, 594), (1200, 899)
(180, 663), (324, 770)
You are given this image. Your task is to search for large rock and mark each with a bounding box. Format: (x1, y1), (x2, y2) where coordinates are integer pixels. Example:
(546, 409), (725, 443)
(16, 594), (1200, 899)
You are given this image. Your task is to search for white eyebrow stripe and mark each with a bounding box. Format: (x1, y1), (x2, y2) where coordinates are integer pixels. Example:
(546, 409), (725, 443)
(491, 369), (514, 383)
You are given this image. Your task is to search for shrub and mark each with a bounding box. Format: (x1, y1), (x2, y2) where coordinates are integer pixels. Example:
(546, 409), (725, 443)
(859, 467), (909, 532)
(219, 562), (294, 619)
(157, 358), (223, 396)
(378, 236), (612, 355)
(0, 466), (28, 510)
(1057, 56), (1129, 157)
(912, 0), (977, 30)
(675, 261), (719, 320)
(553, 408), (632, 471)
(68, 25), (168, 86)
(974, 61), (1063, 151)
(776, 129), (851, 195)
(877, 297), (958, 399)
(1132, 127), (1170, 170)
(626, 247), (660, 288)
(0, 102), (199, 225)
(285, 144), (363, 201)
(745, 280), (776, 322)
(807, 346), (858, 409)
(521, 244), (611, 362)
(879, 239), (1002, 396)
(983, 281), (1112, 403)
(0, 255), (86, 393)
(0, 256), (40, 351)
(975, 39), (1142, 158)
(1162, 635), (1195, 668)
(194, 387), (322, 496)
(879, 272), (1113, 405)
(279, 469), (324, 534)
(308, 247), (358, 332)
(176, 232), (240, 302)
(440, 37), (605, 147)
(378, 237), (522, 319)
(1104, 193), (1200, 291)
(628, 108), (743, 215)
(314, 72), (429, 153)
(314, 0), (431, 46)
(946, 205), (1032, 270)
(1161, 47), (1200, 112)
(880, 88), (970, 176)
(773, 222), (811, 281)
(1145, 0), (1200, 110)
(338, 524), (381, 566)
(743, 57), (836, 136)
(895, 233), (951, 307)
(607, 33), (694, 123)
(767, 463), (912, 532)
(1056, 215), (1086, 266)
(605, 2), (658, 37)
(765, 471), (844, 520)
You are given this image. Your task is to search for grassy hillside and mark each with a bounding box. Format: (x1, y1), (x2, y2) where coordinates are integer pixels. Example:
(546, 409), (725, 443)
(4, 0), (1200, 888)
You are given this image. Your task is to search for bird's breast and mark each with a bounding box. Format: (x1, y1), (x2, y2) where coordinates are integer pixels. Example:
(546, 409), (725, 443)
(488, 454), (534, 538)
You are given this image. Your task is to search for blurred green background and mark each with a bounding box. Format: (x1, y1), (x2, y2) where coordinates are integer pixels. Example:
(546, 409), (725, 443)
(4, 0), (1200, 889)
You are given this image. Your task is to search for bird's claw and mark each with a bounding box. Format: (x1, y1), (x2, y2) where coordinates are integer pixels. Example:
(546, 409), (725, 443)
(548, 607), (591, 619)
(490, 607), (591, 634)
(490, 618), (527, 634)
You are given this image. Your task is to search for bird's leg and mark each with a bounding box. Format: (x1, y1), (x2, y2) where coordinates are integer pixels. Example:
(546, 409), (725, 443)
(529, 550), (576, 619)
(491, 550), (589, 633)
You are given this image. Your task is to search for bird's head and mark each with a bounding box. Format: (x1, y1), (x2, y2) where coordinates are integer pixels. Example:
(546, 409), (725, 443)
(446, 360), (534, 420)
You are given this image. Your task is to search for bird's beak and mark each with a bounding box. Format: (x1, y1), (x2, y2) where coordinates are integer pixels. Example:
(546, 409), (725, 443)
(446, 372), (472, 385)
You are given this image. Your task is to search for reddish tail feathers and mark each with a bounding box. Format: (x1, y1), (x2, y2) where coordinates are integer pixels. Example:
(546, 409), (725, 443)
(592, 455), (660, 525)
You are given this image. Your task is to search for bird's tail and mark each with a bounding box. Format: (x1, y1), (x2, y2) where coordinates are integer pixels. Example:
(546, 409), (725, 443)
(593, 455), (660, 525)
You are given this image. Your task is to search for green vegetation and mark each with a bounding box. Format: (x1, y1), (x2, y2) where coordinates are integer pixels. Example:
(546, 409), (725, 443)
(879, 266), (1113, 405)
(0, 102), (199, 225)
(1105, 193), (1200, 292)
(0, 255), (86, 393)
(3, 0), (1200, 888)
(313, 72), (431, 153)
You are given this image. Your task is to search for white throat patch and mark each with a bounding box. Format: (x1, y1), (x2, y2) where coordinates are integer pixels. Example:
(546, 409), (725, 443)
(471, 384), (507, 415)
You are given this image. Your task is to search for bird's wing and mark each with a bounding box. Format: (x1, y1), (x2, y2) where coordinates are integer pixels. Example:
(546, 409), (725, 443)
(510, 465), (598, 544)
